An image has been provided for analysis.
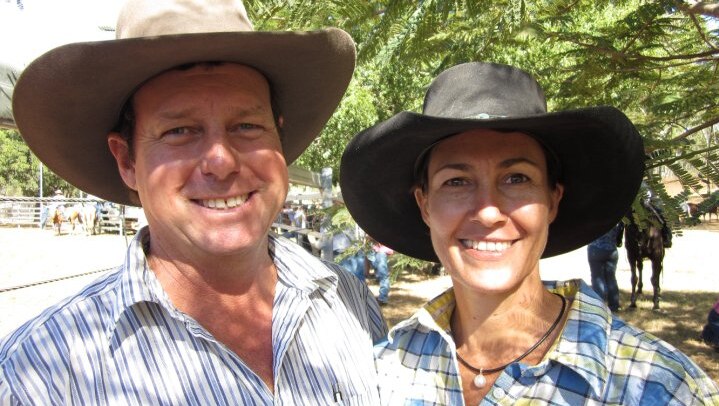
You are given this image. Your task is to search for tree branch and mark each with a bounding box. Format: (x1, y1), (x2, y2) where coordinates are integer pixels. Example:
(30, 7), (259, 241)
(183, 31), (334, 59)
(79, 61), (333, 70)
(677, 1), (719, 19)
(670, 116), (719, 142)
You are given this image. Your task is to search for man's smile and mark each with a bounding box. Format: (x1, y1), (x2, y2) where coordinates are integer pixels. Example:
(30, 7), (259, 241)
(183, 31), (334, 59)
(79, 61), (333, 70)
(196, 193), (251, 209)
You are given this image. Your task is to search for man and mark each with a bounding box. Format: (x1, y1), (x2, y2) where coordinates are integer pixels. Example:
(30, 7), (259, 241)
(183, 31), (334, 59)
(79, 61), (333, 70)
(0, 0), (386, 404)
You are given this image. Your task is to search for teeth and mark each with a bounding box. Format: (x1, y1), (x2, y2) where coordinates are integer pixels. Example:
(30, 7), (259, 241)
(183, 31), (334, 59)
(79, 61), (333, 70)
(462, 239), (511, 252)
(200, 195), (248, 210)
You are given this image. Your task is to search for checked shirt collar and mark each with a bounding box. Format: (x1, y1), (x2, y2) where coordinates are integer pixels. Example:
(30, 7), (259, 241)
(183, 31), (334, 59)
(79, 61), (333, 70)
(387, 279), (611, 399)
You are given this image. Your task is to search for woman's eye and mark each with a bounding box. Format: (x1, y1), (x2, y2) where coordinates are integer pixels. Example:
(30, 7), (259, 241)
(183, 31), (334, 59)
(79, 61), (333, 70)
(506, 173), (529, 184)
(444, 178), (468, 187)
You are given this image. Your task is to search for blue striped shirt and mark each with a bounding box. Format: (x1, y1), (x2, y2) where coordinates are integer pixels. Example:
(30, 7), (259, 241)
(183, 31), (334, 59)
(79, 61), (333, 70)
(0, 227), (387, 405)
(375, 279), (719, 405)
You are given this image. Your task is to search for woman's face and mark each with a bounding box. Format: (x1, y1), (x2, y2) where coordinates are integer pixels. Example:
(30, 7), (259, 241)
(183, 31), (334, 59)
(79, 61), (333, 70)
(414, 129), (563, 295)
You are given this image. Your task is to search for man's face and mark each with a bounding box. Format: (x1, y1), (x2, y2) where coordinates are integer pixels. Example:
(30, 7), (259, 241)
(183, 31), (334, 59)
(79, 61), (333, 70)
(109, 63), (288, 260)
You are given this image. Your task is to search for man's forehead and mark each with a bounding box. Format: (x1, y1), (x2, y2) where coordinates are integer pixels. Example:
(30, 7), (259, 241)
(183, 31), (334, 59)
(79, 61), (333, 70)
(136, 62), (270, 97)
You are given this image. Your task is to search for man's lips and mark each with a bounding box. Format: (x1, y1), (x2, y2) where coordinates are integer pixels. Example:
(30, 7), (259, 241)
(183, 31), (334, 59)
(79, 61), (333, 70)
(195, 193), (250, 209)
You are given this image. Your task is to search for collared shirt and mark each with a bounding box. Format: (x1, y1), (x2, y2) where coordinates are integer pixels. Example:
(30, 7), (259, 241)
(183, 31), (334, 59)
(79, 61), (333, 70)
(0, 227), (387, 405)
(375, 279), (719, 405)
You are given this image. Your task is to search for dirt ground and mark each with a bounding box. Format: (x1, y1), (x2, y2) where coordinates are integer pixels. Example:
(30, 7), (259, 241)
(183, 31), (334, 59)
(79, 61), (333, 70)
(1, 222), (719, 382)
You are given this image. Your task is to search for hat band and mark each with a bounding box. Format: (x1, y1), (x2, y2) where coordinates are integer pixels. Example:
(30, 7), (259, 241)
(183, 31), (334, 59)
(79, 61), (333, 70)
(466, 113), (507, 119)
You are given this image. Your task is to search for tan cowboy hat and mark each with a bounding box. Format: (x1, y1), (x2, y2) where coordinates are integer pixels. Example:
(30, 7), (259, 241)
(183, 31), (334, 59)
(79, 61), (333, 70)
(12, 0), (355, 206)
(340, 62), (645, 260)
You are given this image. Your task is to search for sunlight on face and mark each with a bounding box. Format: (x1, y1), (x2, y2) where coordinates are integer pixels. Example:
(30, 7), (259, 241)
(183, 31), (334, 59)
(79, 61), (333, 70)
(414, 129), (563, 295)
(110, 63), (288, 261)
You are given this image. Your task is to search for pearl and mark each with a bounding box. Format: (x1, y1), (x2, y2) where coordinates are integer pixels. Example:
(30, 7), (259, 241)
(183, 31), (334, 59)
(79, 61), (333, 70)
(473, 373), (487, 388)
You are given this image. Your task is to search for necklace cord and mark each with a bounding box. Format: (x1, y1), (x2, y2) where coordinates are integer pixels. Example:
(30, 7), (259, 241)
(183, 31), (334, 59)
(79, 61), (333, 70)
(455, 292), (567, 375)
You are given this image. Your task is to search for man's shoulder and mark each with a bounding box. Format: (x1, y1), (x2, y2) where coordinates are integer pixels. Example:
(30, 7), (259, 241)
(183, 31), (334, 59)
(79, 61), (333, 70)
(0, 268), (123, 366)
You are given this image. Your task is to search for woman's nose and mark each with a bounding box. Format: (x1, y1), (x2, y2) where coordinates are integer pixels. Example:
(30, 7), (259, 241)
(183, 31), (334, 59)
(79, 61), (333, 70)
(470, 190), (507, 226)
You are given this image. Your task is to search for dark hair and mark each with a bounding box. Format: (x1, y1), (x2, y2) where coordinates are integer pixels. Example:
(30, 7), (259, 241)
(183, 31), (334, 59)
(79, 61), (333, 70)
(413, 132), (562, 193)
(112, 62), (283, 159)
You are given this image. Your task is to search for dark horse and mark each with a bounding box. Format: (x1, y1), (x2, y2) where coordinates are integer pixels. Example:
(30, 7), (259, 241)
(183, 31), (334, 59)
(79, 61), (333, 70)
(622, 206), (665, 310)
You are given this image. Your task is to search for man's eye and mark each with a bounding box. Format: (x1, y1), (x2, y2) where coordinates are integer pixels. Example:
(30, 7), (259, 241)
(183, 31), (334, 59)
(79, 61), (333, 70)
(163, 127), (191, 136)
(506, 174), (529, 184)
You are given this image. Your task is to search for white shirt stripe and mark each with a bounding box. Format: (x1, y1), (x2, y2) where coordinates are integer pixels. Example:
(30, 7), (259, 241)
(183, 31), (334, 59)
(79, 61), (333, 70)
(0, 227), (386, 405)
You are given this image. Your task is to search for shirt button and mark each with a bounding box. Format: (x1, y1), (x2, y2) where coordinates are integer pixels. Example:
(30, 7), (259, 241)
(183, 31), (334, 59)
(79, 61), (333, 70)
(492, 388), (506, 398)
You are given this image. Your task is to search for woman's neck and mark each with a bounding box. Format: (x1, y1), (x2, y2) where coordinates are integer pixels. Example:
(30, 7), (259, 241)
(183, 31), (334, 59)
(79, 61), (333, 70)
(450, 274), (563, 365)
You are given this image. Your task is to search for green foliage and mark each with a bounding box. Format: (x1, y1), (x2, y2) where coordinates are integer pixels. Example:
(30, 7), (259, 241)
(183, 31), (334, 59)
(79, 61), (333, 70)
(388, 253), (433, 281)
(0, 129), (74, 197)
(2, 1), (717, 264)
(242, 0), (719, 266)
(0, 129), (34, 195)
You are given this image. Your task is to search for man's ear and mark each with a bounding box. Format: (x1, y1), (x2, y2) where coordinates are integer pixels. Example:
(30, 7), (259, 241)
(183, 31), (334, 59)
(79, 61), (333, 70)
(107, 133), (137, 191)
(414, 187), (431, 227)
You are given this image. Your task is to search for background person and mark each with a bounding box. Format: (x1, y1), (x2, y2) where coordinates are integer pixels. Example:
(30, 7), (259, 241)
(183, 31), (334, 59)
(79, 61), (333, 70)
(341, 61), (719, 405)
(367, 237), (394, 305)
(0, 0), (386, 404)
(332, 224), (366, 281)
(701, 297), (719, 351)
(587, 222), (624, 312)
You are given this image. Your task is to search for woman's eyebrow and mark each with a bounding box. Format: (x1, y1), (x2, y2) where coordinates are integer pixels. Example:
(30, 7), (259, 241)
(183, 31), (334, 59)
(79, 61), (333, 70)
(499, 157), (541, 168)
(433, 162), (472, 173)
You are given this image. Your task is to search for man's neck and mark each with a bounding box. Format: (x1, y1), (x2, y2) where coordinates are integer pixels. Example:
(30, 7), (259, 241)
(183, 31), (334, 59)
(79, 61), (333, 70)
(146, 236), (279, 391)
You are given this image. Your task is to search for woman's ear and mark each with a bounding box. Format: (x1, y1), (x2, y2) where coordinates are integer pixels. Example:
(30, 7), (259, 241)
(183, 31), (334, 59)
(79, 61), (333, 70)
(414, 187), (431, 227)
(548, 183), (564, 223)
(107, 133), (137, 191)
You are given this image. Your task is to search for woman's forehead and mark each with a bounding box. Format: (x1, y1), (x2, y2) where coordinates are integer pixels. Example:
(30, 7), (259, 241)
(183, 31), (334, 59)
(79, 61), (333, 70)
(429, 129), (546, 165)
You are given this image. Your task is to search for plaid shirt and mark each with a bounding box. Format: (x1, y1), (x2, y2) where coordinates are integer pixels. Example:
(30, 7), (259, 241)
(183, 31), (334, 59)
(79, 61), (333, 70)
(375, 279), (719, 405)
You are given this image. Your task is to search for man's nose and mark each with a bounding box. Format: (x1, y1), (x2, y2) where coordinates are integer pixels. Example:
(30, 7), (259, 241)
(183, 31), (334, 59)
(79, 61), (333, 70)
(200, 133), (240, 179)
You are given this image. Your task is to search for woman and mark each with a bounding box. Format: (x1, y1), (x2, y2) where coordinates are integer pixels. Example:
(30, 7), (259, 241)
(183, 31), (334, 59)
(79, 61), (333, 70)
(340, 62), (719, 405)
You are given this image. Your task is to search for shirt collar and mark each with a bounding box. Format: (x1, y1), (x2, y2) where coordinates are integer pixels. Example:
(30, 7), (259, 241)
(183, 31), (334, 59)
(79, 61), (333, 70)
(388, 279), (612, 398)
(268, 233), (339, 303)
(107, 227), (177, 343)
(107, 229), (340, 343)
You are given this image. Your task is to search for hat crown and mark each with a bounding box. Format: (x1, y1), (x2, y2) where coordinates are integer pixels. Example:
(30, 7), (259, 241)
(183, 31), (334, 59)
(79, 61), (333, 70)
(116, 0), (253, 39)
(423, 62), (547, 120)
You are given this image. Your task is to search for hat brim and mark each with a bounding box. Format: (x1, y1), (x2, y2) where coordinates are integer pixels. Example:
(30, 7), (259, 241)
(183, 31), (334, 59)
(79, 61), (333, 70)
(340, 107), (645, 261)
(13, 28), (355, 206)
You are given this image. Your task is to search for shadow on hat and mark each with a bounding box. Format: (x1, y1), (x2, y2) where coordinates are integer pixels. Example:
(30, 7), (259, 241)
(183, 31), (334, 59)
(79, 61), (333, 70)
(13, 0), (356, 206)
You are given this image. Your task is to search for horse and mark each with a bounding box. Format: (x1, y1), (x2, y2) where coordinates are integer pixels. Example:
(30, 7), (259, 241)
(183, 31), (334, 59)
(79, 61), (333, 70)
(687, 193), (719, 222)
(80, 203), (99, 235)
(51, 205), (83, 235)
(622, 209), (665, 310)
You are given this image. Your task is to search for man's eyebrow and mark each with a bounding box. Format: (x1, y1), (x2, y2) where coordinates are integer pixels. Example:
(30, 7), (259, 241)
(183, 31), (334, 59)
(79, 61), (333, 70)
(157, 104), (269, 120)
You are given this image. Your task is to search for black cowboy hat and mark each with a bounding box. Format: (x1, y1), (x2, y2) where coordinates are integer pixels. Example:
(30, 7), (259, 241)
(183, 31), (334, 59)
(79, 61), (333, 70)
(340, 62), (645, 261)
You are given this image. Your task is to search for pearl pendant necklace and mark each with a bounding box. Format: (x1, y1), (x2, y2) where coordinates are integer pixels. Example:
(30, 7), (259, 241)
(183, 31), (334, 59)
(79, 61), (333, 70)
(473, 370), (487, 388)
(456, 293), (567, 389)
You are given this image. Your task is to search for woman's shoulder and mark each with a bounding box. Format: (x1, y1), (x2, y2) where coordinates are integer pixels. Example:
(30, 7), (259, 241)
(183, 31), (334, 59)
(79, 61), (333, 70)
(606, 316), (719, 402)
